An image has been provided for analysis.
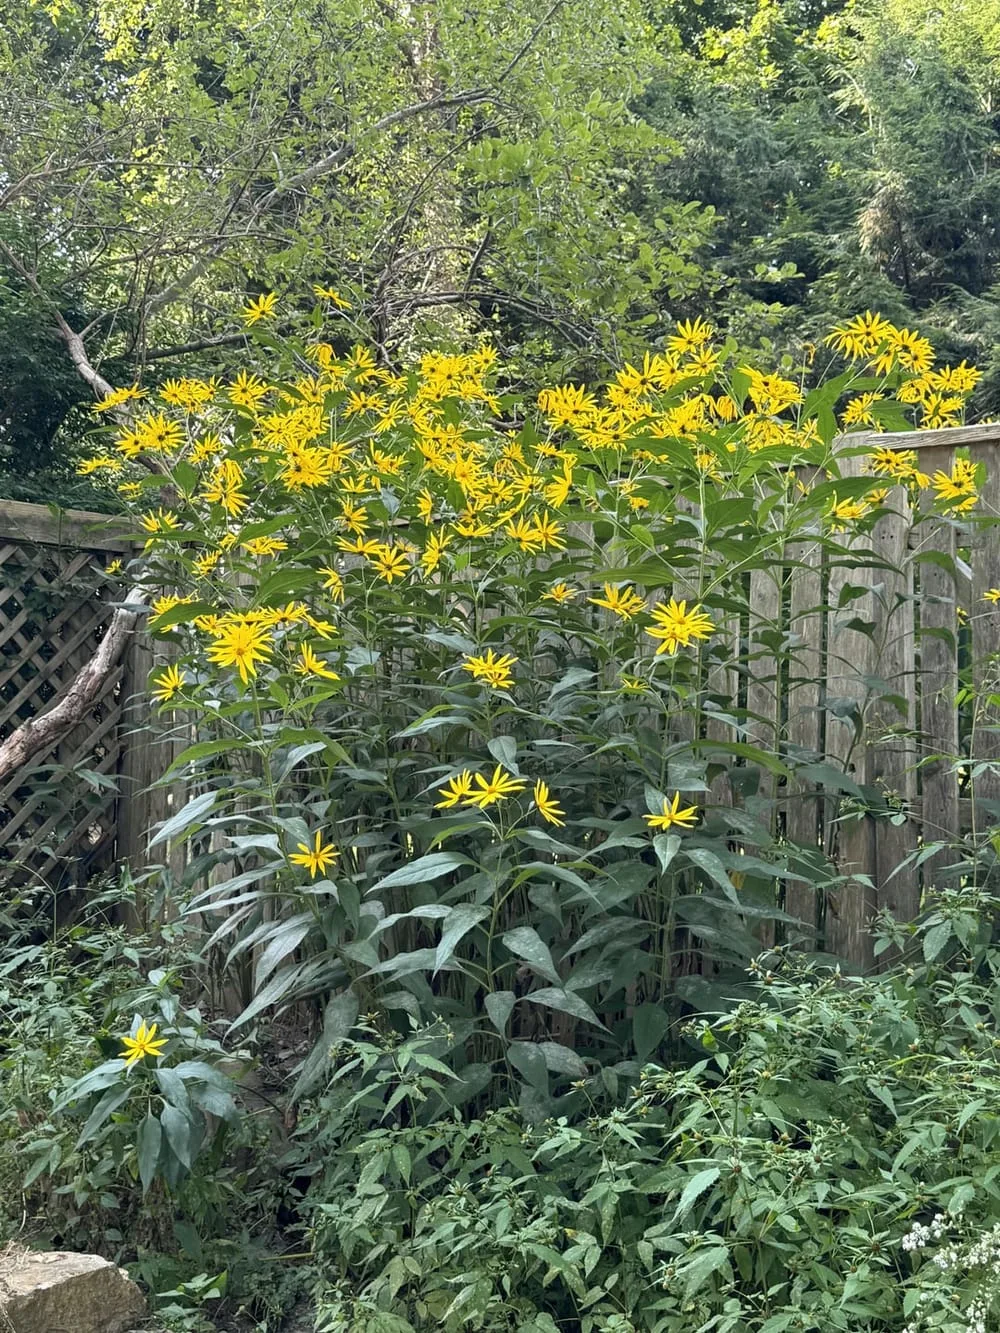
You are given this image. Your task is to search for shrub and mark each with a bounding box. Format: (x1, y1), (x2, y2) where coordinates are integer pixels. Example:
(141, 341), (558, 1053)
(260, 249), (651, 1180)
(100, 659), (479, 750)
(299, 900), (1000, 1332)
(78, 306), (984, 1117)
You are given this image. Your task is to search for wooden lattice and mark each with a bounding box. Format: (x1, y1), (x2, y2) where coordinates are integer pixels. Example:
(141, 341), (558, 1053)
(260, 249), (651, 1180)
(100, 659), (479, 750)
(0, 502), (133, 889)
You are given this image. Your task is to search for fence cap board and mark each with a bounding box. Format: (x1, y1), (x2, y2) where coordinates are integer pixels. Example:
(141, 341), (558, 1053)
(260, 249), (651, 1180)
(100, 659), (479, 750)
(0, 499), (131, 552)
(836, 422), (1000, 452)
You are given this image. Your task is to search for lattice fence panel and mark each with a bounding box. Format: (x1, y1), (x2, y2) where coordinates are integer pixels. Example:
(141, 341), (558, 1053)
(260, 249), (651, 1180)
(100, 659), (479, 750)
(0, 509), (131, 889)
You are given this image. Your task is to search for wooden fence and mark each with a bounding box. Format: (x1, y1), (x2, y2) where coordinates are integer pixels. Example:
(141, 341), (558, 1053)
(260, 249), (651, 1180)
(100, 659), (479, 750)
(2, 421), (1000, 963)
(0, 500), (164, 891)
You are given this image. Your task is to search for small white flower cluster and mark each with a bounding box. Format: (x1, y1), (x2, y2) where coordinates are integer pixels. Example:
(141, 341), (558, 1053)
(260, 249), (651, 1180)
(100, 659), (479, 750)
(965, 1298), (988, 1333)
(902, 1213), (949, 1252)
(960, 1221), (1000, 1269)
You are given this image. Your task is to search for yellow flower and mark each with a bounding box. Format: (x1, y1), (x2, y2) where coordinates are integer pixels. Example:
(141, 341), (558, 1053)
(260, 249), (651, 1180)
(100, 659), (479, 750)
(313, 285), (351, 308)
(151, 663), (186, 704)
(421, 529), (451, 577)
(120, 1021), (168, 1069)
(589, 583), (645, 620)
(532, 780), (565, 827)
(77, 454), (122, 476)
(984, 589), (1000, 604)
(506, 515), (542, 553)
(242, 536), (288, 557)
(828, 496), (870, 531)
(289, 830), (339, 878)
(436, 770), (475, 809)
(340, 502), (369, 535)
(140, 508), (182, 539)
(133, 412), (184, 455)
(825, 310), (894, 361)
(206, 618), (273, 684)
(620, 674), (650, 694)
(201, 459), (248, 516)
(160, 377), (215, 412)
(932, 457), (978, 511)
(463, 766), (527, 809)
(417, 489), (435, 522)
(229, 370), (270, 409)
(194, 550), (222, 576)
(336, 535), (383, 557)
(528, 511), (565, 551)
(868, 447), (920, 481)
(318, 566), (346, 602)
(106, 558), (123, 575)
(295, 644), (340, 682)
(94, 383), (146, 413)
(369, 544), (411, 583)
(841, 392), (883, 428)
(646, 598), (715, 656)
(242, 292), (278, 325)
(150, 594), (194, 626)
(461, 649), (518, 691)
(666, 317), (714, 356)
(537, 383), (598, 428)
(542, 582), (576, 605)
(644, 792), (698, 831)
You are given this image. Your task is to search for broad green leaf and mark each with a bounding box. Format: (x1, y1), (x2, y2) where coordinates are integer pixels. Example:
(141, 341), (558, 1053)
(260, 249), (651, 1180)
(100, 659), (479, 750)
(502, 926), (561, 984)
(149, 789), (217, 848)
(487, 735), (518, 773)
(435, 904), (490, 975)
(507, 1041), (548, 1092)
(632, 1002), (670, 1062)
(367, 852), (470, 893)
(673, 1166), (720, 1221)
(137, 1113), (162, 1195)
(160, 1103), (193, 1170)
(526, 987), (608, 1030)
(653, 834), (681, 873)
(293, 990), (359, 1101)
(484, 990), (516, 1032)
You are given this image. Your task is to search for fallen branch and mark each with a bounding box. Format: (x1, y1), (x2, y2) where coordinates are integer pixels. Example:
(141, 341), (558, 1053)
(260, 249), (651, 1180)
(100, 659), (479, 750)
(0, 590), (147, 786)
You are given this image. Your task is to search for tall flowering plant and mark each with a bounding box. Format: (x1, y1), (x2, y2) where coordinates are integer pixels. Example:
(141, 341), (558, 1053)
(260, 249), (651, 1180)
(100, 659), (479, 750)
(81, 304), (982, 1105)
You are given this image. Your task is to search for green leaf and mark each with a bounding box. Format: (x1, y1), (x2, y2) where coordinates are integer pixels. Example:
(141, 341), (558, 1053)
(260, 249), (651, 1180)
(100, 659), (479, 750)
(487, 735), (518, 773)
(485, 990), (515, 1032)
(673, 1166), (720, 1221)
(137, 1113), (162, 1194)
(148, 599), (215, 632)
(632, 1003), (670, 1063)
(923, 920), (952, 962)
(75, 1085), (131, 1150)
(293, 990), (359, 1101)
(683, 847), (740, 904)
(160, 1103), (193, 1171)
(508, 1041), (548, 1092)
(149, 789), (217, 848)
(435, 904), (490, 975)
(536, 1042), (588, 1079)
(653, 834), (681, 873)
(526, 987), (608, 1030)
(502, 926), (561, 984)
(367, 852), (470, 893)
(254, 915), (313, 989)
(165, 739), (250, 773)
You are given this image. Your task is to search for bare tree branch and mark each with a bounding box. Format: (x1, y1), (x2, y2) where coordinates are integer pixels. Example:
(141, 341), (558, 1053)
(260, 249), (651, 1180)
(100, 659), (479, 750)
(0, 591), (148, 786)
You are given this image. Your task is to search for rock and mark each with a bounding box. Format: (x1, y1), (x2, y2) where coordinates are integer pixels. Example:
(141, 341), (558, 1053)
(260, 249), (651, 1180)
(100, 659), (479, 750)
(0, 1248), (146, 1333)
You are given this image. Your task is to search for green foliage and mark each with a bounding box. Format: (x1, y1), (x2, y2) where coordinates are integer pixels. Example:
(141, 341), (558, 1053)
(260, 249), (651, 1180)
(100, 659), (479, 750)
(82, 310), (979, 1133)
(297, 900), (1000, 1331)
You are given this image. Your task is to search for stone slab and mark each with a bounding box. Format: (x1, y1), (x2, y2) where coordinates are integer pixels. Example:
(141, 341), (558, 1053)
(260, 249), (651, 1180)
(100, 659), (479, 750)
(0, 1249), (146, 1333)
